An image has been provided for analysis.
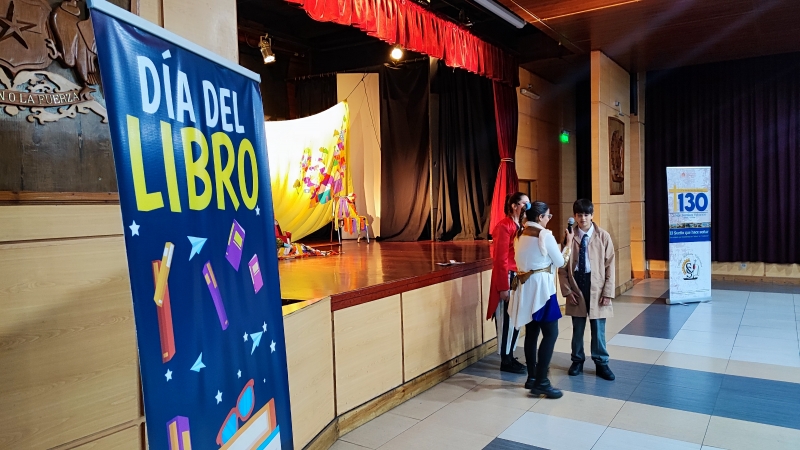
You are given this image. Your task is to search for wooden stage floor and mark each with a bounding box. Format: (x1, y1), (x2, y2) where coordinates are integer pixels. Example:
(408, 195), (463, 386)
(278, 240), (492, 307)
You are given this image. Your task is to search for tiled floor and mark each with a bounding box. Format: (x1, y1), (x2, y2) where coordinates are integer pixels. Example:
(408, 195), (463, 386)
(332, 280), (800, 450)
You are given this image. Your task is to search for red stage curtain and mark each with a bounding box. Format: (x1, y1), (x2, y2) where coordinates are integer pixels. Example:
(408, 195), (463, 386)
(489, 81), (519, 233)
(284, 0), (518, 86)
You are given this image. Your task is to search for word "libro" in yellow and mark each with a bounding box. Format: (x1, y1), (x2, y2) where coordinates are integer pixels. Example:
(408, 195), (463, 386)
(127, 115), (258, 213)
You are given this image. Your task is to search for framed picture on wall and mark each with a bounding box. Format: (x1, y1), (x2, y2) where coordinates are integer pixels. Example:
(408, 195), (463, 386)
(609, 117), (625, 195)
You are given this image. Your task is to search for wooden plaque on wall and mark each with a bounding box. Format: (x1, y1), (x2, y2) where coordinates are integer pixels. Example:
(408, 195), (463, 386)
(0, 0), (132, 200)
(609, 116), (625, 195)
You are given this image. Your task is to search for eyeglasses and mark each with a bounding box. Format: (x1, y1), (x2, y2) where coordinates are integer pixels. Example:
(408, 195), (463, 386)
(543, 214), (553, 219)
(217, 379), (256, 445)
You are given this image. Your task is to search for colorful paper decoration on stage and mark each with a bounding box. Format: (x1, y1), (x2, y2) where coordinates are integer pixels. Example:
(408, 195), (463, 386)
(89, 1), (293, 448)
(264, 102), (352, 240)
(334, 193), (369, 243)
(274, 219), (338, 260)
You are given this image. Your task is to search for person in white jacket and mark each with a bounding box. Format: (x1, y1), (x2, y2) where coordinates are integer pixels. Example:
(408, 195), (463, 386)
(509, 201), (573, 399)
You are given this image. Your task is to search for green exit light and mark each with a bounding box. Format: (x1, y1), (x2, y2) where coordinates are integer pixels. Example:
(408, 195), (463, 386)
(560, 130), (570, 144)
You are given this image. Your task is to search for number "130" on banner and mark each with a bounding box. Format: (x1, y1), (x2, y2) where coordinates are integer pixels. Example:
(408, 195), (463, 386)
(669, 186), (710, 212)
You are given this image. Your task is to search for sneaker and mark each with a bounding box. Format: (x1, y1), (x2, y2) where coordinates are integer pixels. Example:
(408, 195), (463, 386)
(568, 361), (584, 376)
(596, 364), (615, 381)
(500, 356), (526, 374)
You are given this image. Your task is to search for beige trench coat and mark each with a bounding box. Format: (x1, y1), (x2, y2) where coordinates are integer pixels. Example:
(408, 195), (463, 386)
(558, 223), (615, 319)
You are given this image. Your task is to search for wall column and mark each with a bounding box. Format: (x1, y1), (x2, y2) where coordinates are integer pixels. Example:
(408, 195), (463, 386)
(590, 51), (632, 294)
(630, 73), (646, 279)
(139, 0), (239, 63)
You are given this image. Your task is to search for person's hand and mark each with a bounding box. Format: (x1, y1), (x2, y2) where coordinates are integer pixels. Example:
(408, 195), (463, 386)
(500, 290), (510, 301)
(564, 227), (574, 245)
(567, 293), (579, 305)
(600, 296), (612, 306)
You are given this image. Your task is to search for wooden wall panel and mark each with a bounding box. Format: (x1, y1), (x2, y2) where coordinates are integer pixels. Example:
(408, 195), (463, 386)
(283, 298), (335, 449)
(516, 146), (538, 181)
(70, 425), (142, 450)
(517, 113), (538, 150)
(481, 270), (496, 342)
(712, 262), (766, 277)
(334, 295), (403, 413)
(402, 275), (482, 381)
(765, 264), (800, 279)
(162, 0), (239, 63)
(617, 245), (632, 287)
(0, 237), (140, 449)
(0, 205), (123, 243)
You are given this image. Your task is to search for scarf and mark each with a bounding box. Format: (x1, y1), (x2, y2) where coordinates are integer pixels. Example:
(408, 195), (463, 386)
(525, 221), (552, 257)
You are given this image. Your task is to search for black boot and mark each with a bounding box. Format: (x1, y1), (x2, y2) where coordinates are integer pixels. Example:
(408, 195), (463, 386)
(596, 364), (615, 381)
(529, 379), (563, 399)
(501, 355), (526, 374)
(568, 361), (584, 376)
(524, 376), (536, 390)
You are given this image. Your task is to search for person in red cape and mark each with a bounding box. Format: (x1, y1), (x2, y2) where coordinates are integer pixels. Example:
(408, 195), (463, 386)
(488, 192), (530, 373)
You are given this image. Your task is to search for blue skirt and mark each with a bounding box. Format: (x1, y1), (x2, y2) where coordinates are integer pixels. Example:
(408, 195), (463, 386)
(532, 293), (562, 323)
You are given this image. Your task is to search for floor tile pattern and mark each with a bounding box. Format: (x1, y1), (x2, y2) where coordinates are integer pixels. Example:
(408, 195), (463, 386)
(331, 280), (800, 450)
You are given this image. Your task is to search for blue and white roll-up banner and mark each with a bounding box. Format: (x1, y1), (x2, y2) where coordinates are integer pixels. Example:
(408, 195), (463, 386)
(667, 167), (712, 304)
(89, 1), (293, 448)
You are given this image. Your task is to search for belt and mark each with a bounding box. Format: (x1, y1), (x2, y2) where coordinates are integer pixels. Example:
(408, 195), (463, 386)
(510, 265), (552, 290)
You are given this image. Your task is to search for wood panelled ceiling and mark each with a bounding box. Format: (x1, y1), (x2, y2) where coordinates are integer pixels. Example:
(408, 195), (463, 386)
(500, 0), (800, 72)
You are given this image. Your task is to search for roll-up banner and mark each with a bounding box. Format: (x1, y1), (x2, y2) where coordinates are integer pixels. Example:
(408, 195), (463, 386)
(667, 166), (712, 304)
(88, 1), (293, 448)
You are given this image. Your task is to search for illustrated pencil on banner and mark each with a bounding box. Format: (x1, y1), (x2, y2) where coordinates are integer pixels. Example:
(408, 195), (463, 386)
(154, 242), (175, 306)
(203, 261), (229, 330)
(152, 260), (176, 362)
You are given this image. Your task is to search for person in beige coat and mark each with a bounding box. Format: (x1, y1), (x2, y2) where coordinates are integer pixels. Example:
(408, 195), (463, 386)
(558, 199), (616, 381)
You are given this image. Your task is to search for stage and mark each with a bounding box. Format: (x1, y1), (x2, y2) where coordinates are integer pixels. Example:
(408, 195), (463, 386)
(278, 240), (493, 314)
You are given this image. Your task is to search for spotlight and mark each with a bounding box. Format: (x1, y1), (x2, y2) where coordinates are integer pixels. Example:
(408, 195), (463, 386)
(390, 46), (404, 61)
(259, 35), (276, 64)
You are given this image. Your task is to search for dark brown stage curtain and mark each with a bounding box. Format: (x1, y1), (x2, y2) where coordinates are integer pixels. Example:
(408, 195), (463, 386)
(645, 52), (800, 264)
(379, 60), (431, 241)
(294, 76), (338, 118)
(436, 62), (499, 241)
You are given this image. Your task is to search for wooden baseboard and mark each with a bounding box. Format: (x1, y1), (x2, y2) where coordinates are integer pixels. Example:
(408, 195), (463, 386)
(646, 271), (799, 285)
(50, 418), (144, 450)
(632, 270), (647, 280)
(303, 419), (339, 450)
(615, 279), (635, 296)
(0, 191), (119, 204)
(712, 274), (800, 285)
(303, 339), (498, 450)
(647, 270), (669, 279)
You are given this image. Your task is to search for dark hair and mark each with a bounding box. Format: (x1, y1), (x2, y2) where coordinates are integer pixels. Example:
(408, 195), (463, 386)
(530, 201), (549, 223)
(504, 192), (527, 216)
(573, 198), (594, 215)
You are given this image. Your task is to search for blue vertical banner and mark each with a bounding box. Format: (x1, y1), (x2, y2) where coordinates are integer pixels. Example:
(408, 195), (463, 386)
(89, 1), (293, 449)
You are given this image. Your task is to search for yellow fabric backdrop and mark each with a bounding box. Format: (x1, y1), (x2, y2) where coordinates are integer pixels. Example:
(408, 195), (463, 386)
(264, 102), (351, 240)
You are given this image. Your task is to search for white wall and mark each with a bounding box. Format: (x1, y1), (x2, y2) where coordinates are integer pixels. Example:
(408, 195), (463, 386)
(337, 73), (382, 238)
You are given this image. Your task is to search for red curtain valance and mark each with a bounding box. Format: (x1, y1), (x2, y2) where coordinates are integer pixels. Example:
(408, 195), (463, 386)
(284, 0), (519, 86)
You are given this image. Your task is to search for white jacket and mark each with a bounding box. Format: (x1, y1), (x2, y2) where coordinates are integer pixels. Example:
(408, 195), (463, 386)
(508, 224), (565, 330)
